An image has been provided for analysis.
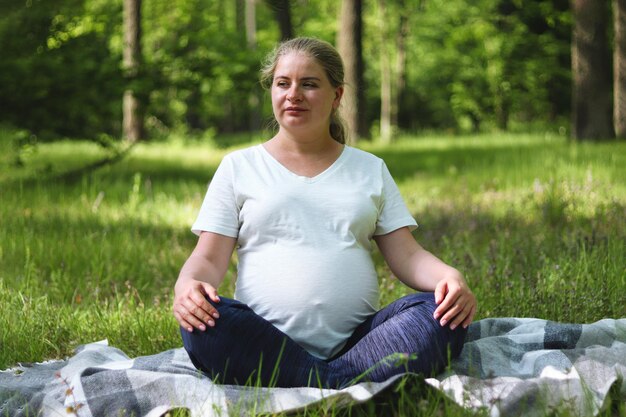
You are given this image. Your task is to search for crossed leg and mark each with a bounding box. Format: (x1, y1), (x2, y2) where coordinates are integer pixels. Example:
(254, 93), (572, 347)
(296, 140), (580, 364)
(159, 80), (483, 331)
(180, 293), (466, 388)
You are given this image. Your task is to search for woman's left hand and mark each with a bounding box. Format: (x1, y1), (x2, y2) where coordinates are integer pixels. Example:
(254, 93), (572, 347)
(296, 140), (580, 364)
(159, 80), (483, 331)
(433, 274), (477, 330)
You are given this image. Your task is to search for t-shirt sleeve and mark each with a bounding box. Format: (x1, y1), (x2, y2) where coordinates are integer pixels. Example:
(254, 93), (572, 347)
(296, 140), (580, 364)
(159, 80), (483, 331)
(374, 162), (418, 235)
(191, 155), (240, 237)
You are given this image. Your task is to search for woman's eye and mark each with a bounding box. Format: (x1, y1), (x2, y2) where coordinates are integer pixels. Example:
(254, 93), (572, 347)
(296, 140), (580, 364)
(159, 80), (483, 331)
(303, 83), (317, 88)
(276, 81), (288, 87)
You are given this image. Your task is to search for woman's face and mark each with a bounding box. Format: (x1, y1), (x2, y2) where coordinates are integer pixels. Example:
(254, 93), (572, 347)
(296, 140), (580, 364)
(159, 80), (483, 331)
(271, 52), (343, 136)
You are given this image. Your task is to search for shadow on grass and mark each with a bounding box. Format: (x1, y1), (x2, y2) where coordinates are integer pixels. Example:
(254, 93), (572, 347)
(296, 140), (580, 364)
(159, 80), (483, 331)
(102, 156), (220, 186)
(0, 145), (220, 189)
(370, 141), (548, 182)
(0, 135), (550, 188)
(113, 139), (551, 185)
(5, 134), (625, 192)
(90, 138), (626, 192)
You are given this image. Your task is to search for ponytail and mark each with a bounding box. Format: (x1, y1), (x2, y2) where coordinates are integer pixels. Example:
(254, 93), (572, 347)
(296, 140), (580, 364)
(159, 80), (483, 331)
(329, 109), (347, 144)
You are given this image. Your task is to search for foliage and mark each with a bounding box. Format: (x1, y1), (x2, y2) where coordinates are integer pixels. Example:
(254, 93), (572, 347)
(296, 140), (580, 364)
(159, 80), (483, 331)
(0, 0), (576, 142)
(0, 0), (124, 140)
(383, 0), (572, 133)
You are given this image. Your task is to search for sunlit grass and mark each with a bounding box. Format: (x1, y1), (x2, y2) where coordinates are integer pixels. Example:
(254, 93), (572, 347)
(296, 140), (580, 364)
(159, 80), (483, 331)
(1, 131), (625, 416)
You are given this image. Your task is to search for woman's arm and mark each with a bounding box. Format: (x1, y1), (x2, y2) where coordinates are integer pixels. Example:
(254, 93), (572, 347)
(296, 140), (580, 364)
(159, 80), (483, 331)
(374, 227), (477, 329)
(173, 231), (237, 332)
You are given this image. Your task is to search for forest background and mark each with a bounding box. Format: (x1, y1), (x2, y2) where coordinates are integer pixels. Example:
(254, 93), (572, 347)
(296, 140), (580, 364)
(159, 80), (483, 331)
(1, 0), (623, 146)
(1, 1), (626, 414)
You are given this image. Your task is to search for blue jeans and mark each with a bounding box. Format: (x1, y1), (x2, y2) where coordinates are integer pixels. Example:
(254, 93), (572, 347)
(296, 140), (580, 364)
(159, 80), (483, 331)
(180, 292), (466, 388)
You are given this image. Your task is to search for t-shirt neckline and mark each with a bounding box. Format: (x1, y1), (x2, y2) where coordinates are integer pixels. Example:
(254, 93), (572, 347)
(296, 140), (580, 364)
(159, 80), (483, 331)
(258, 144), (349, 183)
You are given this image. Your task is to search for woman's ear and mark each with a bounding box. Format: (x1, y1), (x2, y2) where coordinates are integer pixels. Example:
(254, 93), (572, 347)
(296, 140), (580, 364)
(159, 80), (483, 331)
(333, 86), (344, 109)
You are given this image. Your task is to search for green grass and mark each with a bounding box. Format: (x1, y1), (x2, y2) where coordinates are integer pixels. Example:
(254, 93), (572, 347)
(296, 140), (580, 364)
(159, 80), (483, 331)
(1, 130), (625, 416)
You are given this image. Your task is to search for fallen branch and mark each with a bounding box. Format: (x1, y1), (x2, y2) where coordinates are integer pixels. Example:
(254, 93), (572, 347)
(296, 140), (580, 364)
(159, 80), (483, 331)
(8, 139), (138, 186)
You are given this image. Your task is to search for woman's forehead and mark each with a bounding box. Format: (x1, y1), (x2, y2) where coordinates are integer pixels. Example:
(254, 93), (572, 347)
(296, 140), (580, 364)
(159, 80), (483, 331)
(274, 52), (326, 78)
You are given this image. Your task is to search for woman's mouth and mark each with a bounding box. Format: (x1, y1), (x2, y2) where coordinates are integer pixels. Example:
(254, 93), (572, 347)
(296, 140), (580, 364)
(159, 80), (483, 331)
(285, 106), (307, 113)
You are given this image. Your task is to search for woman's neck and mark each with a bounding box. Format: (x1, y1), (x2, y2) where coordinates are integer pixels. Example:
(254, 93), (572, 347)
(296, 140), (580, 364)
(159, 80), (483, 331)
(263, 130), (344, 178)
(271, 129), (340, 156)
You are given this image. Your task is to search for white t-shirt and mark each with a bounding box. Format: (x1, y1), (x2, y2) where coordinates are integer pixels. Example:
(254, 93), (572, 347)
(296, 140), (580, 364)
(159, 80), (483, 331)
(192, 144), (417, 359)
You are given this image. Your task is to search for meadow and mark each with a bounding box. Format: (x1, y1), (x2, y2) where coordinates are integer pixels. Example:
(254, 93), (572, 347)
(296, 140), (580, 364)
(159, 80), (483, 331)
(1, 130), (625, 416)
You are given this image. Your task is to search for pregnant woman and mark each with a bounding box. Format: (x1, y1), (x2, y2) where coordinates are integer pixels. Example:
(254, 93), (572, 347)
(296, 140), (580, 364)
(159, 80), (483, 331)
(172, 37), (476, 388)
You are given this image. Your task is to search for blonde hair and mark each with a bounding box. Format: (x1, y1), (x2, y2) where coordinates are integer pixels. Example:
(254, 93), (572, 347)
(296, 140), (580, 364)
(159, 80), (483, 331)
(260, 37), (347, 144)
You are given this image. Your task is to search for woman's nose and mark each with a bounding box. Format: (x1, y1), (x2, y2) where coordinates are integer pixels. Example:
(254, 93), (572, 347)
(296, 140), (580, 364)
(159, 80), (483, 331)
(287, 86), (302, 102)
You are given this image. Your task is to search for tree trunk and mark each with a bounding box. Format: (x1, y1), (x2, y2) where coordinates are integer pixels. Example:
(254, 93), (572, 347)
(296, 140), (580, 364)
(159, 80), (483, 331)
(216, 0), (225, 32)
(246, 0), (262, 132)
(123, 0), (144, 142)
(614, 0), (626, 138)
(380, 0), (409, 141)
(236, 0), (245, 42)
(245, 0), (257, 49)
(393, 0), (409, 130)
(495, 63), (511, 131)
(337, 0), (366, 143)
(378, 0), (392, 143)
(571, 0), (613, 140)
(265, 0), (293, 41)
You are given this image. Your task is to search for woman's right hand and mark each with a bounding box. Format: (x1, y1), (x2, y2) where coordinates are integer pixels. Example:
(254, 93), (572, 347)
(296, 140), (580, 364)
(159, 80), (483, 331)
(173, 278), (221, 333)
(173, 231), (237, 332)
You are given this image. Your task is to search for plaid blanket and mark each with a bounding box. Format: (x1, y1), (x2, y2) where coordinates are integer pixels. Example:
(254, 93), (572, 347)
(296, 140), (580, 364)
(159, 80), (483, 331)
(1, 318), (624, 416)
(428, 318), (626, 416)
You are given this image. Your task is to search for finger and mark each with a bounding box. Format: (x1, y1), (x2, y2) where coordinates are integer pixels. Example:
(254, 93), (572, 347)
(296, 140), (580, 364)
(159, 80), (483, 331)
(203, 283), (221, 304)
(439, 290), (471, 324)
(178, 304), (214, 330)
(184, 296), (217, 326)
(174, 309), (199, 333)
(434, 290), (460, 321)
(462, 304), (477, 329)
(449, 302), (473, 330)
(189, 290), (220, 320)
(439, 299), (466, 327)
(194, 284), (220, 319)
(434, 281), (447, 306)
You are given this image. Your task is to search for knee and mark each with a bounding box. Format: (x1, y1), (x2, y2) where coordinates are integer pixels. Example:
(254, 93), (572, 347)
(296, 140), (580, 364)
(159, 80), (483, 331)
(207, 296), (249, 313)
(428, 316), (467, 362)
(397, 292), (437, 309)
(384, 292), (437, 320)
(412, 311), (467, 375)
(180, 326), (205, 371)
(180, 320), (241, 382)
(179, 297), (251, 372)
(195, 296), (257, 331)
(401, 293), (467, 358)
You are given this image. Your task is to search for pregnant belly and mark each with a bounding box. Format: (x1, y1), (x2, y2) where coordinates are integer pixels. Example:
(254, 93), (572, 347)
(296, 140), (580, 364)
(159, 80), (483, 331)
(234, 246), (380, 357)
